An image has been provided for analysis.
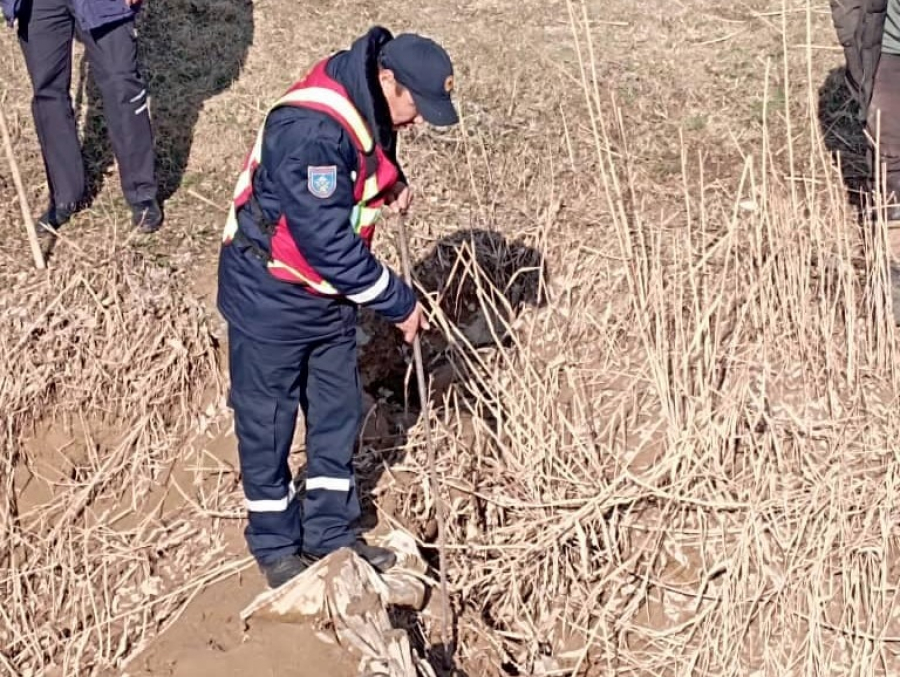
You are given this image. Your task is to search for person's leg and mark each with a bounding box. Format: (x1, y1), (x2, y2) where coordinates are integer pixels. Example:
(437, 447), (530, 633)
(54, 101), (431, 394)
(300, 326), (396, 572)
(300, 330), (363, 555)
(17, 0), (84, 225)
(830, 0), (865, 97)
(302, 324), (397, 571)
(867, 53), (900, 217)
(227, 324), (308, 583)
(872, 0), (900, 216)
(77, 17), (160, 229)
(868, 2), (900, 322)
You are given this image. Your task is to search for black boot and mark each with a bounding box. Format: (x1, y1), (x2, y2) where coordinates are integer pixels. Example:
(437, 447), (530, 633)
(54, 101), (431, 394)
(348, 539), (397, 573)
(36, 201), (78, 239)
(259, 552), (317, 589)
(303, 539), (397, 573)
(131, 199), (164, 233)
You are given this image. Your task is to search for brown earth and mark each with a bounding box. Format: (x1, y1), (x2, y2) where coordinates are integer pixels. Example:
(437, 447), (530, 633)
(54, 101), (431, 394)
(4, 0), (899, 676)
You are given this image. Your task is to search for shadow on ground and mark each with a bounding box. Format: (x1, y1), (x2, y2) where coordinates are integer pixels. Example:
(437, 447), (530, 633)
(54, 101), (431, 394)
(817, 66), (869, 208)
(76, 0), (253, 205)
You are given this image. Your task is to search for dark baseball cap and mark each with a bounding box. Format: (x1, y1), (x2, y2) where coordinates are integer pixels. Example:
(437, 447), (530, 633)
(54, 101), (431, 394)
(379, 34), (459, 126)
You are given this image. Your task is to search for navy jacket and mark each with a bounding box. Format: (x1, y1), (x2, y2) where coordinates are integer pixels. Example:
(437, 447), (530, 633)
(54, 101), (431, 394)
(3, 0), (135, 30)
(217, 27), (417, 344)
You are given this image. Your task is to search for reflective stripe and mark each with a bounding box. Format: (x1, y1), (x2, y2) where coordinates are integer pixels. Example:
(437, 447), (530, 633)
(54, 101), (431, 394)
(362, 174), (380, 201)
(358, 206), (383, 228)
(245, 481), (297, 512)
(276, 87), (373, 151)
(346, 265), (389, 304)
(233, 128), (266, 200)
(349, 205), (383, 233)
(129, 89), (146, 103)
(246, 495), (289, 512)
(134, 102), (148, 115)
(222, 126), (265, 243)
(307, 477), (353, 492)
(223, 206), (238, 241)
(267, 260), (339, 294)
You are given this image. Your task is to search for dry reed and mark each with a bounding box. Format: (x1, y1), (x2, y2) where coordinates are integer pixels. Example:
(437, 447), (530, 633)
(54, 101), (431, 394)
(386, 1), (900, 675)
(0, 244), (222, 677)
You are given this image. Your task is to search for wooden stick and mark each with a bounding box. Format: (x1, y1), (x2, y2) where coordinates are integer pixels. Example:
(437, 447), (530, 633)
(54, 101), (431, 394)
(0, 106), (45, 270)
(187, 188), (228, 213)
(396, 214), (454, 668)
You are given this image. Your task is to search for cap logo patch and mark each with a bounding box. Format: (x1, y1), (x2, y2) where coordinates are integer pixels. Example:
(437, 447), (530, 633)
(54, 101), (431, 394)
(308, 165), (337, 199)
(444, 75), (454, 93)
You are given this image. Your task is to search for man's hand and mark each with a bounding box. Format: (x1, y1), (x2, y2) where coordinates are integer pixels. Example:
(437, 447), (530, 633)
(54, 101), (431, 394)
(395, 302), (430, 344)
(124, 0), (142, 7)
(384, 182), (412, 215)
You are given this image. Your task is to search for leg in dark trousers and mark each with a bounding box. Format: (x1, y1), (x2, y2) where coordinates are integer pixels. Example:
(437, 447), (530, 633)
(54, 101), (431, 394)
(227, 325), (307, 565)
(77, 18), (157, 205)
(830, 0), (864, 96)
(868, 53), (900, 193)
(301, 332), (363, 557)
(870, 54), (900, 322)
(16, 0), (84, 207)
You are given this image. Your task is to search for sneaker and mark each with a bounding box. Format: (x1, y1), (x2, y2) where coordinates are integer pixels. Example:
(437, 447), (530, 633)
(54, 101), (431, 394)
(259, 552), (316, 589)
(131, 199), (163, 233)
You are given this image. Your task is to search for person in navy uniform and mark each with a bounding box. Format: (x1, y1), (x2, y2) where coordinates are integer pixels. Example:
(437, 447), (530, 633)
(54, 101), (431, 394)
(1, 0), (162, 234)
(216, 27), (459, 588)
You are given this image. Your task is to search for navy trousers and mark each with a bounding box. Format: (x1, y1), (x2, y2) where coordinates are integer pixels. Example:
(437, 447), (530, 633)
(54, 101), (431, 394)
(227, 323), (363, 564)
(16, 0), (157, 207)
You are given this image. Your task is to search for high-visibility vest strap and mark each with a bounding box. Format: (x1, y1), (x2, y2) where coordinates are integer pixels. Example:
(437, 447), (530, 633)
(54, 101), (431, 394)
(275, 82), (375, 155)
(221, 58), (401, 294)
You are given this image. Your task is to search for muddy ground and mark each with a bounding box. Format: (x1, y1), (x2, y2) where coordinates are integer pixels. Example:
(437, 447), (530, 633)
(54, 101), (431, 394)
(3, 1), (895, 676)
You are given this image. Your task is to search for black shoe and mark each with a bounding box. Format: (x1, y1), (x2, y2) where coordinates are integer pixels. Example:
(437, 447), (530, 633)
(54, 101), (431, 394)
(304, 539), (397, 573)
(348, 539), (397, 573)
(131, 199), (163, 233)
(259, 552), (316, 589)
(36, 202), (77, 238)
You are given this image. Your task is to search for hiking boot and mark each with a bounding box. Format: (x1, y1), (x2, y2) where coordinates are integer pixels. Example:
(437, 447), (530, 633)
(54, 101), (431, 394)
(304, 539), (397, 574)
(259, 552), (316, 589)
(131, 199), (163, 233)
(348, 539), (397, 573)
(36, 202), (77, 239)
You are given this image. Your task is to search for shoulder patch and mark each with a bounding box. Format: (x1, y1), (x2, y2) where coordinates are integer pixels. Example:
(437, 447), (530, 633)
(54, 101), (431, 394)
(308, 165), (337, 199)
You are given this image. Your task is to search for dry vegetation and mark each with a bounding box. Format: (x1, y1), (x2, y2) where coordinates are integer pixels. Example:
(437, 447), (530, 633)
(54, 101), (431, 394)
(0, 246), (224, 675)
(3, 0), (900, 675)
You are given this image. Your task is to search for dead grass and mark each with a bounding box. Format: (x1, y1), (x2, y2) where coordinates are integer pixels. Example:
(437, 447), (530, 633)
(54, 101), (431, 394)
(0, 243), (224, 676)
(384, 2), (900, 675)
(3, 0), (900, 675)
